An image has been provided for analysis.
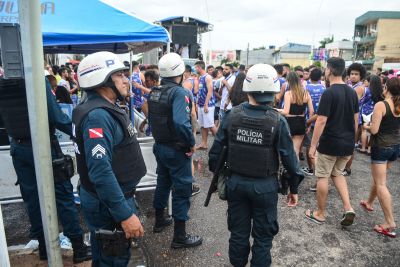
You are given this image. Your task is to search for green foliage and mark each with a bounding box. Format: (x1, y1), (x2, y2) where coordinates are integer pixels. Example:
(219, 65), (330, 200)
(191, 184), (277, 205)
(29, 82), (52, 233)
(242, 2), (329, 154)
(319, 35), (334, 48)
(253, 46), (266, 51)
(220, 57), (240, 68)
(313, 61), (322, 68)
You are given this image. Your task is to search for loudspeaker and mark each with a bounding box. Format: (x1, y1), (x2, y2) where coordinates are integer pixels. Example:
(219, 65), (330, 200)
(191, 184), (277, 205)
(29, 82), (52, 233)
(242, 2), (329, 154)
(0, 23), (24, 79)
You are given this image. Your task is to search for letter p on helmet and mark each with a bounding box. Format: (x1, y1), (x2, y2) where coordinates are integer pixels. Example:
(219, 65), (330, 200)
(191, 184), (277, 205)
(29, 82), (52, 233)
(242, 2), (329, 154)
(105, 59), (115, 68)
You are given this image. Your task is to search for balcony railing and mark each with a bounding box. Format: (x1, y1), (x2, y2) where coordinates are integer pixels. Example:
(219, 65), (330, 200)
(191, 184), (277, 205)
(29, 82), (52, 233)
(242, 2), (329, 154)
(357, 35), (377, 44)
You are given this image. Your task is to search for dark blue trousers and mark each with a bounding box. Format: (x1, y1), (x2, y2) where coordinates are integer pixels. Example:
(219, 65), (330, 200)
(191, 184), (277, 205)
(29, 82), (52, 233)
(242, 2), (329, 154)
(10, 142), (83, 239)
(80, 187), (136, 267)
(226, 174), (279, 267)
(152, 143), (192, 221)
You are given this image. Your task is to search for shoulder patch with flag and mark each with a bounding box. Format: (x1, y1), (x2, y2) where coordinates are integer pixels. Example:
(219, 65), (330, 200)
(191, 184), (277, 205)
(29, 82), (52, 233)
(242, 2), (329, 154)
(185, 95), (190, 103)
(89, 128), (103, 138)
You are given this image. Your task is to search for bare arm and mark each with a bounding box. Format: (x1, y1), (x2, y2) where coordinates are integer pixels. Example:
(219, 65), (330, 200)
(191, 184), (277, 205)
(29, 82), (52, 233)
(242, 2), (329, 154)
(307, 92), (314, 118)
(279, 91), (291, 116)
(133, 81), (151, 95)
(307, 114), (318, 126)
(354, 113), (359, 140)
(204, 75), (213, 107)
(310, 115), (328, 148)
(369, 102), (385, 135)
(193, 78), (199, 95)
(277, 82), (287, 103)
(182, 80), (192, 90)
(355, 86), (365, 100)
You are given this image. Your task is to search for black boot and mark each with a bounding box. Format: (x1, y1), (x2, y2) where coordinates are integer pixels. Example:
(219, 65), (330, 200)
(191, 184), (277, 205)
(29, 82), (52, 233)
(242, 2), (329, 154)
(37, 235), (47, 261)
(153, 209), (173, 233)
(171, 221), (202, 249)
(69, 235), (92, 264)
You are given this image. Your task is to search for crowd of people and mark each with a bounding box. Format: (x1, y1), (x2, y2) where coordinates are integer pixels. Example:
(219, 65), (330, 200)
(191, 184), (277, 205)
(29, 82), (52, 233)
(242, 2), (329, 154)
(4, 53), (398, 266)
(73, 56), (399, 237)
(128, 56), (400, 236)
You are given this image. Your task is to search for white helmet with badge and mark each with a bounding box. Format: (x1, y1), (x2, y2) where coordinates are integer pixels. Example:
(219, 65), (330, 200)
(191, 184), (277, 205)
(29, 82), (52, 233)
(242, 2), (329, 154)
(243, 64), (280, 103)
(77, 51), (128, 90)
(158, 53), (185, 78)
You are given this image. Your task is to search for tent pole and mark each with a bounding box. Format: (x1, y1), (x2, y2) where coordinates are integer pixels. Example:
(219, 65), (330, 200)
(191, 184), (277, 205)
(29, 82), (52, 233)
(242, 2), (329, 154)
(0, 205), (10, 267)
(18, 0), (63, 266)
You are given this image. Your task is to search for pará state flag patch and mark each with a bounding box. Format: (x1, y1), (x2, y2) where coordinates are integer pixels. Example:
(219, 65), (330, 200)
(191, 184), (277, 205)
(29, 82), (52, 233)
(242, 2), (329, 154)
(89, 128), (103, 138)
(185, 96), (190, 103)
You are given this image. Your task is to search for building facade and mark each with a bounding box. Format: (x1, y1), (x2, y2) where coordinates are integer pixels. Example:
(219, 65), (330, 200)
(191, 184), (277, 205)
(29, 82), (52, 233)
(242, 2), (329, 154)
(239, 49), (275, 66)
(273, 43), (311, 68)
(325, 41), (354, 61)
(354, 11), (400, 71)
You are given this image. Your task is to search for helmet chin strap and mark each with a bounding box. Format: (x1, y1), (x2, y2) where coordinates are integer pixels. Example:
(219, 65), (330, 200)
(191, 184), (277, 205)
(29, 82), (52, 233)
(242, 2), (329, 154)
(178, 74), (184, 86)
(104, 79), (125, 102)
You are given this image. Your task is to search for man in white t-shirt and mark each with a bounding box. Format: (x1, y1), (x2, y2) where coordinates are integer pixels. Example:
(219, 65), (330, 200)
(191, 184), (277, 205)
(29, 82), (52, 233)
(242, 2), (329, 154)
(58, 67), (71, 91)
(212, 66), (224, 127)
(219, 64), (236, 119)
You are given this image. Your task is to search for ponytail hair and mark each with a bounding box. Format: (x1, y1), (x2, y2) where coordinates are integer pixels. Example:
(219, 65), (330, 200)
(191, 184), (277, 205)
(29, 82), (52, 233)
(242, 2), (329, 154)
(386, 78), (400, 115)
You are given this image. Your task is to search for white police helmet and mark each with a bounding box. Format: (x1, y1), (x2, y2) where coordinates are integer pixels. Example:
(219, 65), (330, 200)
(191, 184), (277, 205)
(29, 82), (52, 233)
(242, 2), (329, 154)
(158, 53), (185, 78)
(77, 51), (128, 90)
(243, 64), (281, 103)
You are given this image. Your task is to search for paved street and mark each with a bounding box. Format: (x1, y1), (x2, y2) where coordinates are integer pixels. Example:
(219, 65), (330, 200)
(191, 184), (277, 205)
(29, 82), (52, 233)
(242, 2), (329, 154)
(138, 142), (400, 267)
(4, 135), (400, 266)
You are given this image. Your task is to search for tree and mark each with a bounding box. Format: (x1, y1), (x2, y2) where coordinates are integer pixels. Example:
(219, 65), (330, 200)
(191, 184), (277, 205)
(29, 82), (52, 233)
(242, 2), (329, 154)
(220, 57), (240, 68)
(319, 35), (334, 48)
(313, 61), (322, 68)
(253, 46), (266, 51)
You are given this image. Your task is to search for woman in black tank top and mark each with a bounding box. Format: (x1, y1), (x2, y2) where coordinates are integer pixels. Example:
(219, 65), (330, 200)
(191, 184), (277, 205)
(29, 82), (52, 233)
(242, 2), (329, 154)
(360, 77), (400, 238)
(278, 72), (314, 159)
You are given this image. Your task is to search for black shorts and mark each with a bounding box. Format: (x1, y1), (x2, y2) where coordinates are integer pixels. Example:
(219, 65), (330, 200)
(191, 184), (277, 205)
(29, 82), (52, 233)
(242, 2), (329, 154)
(286, 116), (306, 136)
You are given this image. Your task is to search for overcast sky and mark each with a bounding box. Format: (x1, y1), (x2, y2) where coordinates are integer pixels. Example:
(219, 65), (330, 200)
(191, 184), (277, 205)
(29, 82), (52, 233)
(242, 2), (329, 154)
(103, 0), (399, 52)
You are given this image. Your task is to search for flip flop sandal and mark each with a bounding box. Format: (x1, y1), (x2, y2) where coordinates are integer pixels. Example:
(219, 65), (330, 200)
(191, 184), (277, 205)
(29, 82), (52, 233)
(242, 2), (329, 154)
(341, 211), (356, 226)
(356, 148), (367, 154)
(360, 201), (374, 212)
(305, 210), (326, 225)
(374, 225), (397, 238)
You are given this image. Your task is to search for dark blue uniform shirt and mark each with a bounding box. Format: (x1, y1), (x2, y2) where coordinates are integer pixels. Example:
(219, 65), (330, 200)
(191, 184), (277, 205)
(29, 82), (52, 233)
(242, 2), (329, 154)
(45, 79), (72, 136)
(79, 93), (135, 222)
(209, 103), (302, 194)
(153, 80), (195, 147)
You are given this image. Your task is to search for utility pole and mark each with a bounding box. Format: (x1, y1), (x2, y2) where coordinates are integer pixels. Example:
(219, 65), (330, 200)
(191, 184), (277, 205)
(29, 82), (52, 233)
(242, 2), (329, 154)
(18, 0), (63, 265)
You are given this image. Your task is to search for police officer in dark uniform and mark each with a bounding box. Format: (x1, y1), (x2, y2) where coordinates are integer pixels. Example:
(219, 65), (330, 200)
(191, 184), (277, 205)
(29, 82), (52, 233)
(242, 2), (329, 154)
(0, 78), (90, 263)
(73, 52), (147, 266)
(148, 53), (202, 248)
(209, 64), (303, 267)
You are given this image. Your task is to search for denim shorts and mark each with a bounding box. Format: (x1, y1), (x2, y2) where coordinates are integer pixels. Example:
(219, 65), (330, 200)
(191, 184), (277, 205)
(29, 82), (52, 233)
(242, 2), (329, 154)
(371, 145), (400, 164)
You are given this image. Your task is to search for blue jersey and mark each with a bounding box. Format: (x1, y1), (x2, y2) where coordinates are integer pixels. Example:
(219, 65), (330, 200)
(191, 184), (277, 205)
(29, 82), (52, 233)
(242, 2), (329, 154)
(197, 74), (215, 107)
(279, 77), (285, 87)
(361, 87), (374, 116)
(279, 83), (290, 109)
(131, 71), (144, 108)
(187, 77), (196, 103)
(306, 83), (325, 113)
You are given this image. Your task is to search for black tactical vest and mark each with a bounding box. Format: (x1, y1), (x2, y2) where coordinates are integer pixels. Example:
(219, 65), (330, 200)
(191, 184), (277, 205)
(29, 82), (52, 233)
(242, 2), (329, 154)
(147, 81), (181, 144)
(72, 95), (146, 193)
(228, 104), (280, 178)
(0, 78), (31, 139)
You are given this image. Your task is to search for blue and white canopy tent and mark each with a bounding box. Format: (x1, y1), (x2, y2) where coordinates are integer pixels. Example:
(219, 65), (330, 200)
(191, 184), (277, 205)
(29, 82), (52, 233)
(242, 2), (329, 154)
(0, 0), (170, 53)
